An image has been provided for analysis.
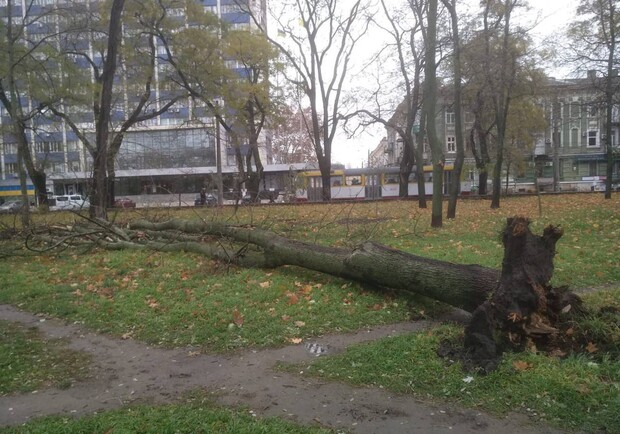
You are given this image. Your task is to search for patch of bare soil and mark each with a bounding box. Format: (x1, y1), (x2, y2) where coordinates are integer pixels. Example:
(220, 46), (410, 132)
(0, 305), (562, 433)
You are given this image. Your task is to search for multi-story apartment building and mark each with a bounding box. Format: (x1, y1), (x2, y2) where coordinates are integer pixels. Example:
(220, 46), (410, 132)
(374, 73), (620, 193)
(0, 0), (273, 201)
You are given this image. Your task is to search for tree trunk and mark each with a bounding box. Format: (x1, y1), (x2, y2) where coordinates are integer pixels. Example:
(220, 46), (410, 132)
(129, 218), (498, 313)
(444, 0), (464, 220)
(415, 109), (427, 208)
(464, 217), (581, 371)
(424, 0), (443, 228)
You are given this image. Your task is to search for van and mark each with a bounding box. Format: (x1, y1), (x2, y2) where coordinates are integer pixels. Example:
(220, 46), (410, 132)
(49, 195), (90, 211)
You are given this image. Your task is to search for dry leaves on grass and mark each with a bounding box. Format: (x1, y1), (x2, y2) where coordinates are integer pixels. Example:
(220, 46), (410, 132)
(232, 308), (244, 327)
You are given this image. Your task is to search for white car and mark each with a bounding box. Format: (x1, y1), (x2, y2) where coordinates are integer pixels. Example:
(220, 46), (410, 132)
(49, 195), (90, 211)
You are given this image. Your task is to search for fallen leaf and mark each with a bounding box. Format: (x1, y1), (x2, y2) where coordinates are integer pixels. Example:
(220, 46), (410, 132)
(121, 332), (133, 340)
(232, 308), (244, 327)
(565, 327), (575, 336)
(286, 292), (299, 305)
(370, 304), (382, 311)
(586, 342), (598, 353)
(281, 315), (290, 321)
(187, 351), (201, 357)
(300, 285), (313, 295)
(289, 337), (303, 344)
(294, 320), (306, 327)
(259, 281), (271, 288)
(513, 360), (533, 371)
(548, 348), (567, 358)
(507, 312), (522, 322)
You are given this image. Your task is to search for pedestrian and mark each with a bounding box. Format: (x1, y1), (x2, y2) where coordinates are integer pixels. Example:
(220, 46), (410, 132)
(200, 188), (206, 205)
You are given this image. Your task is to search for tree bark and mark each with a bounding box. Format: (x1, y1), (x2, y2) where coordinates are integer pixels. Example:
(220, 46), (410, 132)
(129, 218), (498, 313)
(464, 217), (581, 371)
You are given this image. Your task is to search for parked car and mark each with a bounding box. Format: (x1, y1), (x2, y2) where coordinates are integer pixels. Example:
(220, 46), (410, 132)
(0, 199), (30, 214)
(114, 197), (136, 208)
(240, 194), (255, 205)
(194, 193), (217, 206)
(49, 195), (90, 211)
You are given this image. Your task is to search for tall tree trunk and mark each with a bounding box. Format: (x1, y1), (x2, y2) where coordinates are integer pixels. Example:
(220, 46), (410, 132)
(399, 137), (415, 198)
(415, 110), (427, 208)
(444, 0), (464, 219)
(604, 0), (616, 199)
(91, 0), (126, 220)
(424, 0), (443, 227)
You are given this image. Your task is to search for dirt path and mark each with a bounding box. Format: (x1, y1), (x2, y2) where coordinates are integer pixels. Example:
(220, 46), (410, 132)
(0, 305), (562, 433)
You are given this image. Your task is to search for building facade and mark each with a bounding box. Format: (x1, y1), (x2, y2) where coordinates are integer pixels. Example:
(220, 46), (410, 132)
(373, 74), (620, 193)
(0, 0), (270, 200)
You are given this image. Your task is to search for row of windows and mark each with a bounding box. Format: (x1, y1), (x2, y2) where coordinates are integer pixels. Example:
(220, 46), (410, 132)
(444, 104), (619, 126)
(1, 160), (80, 175)
(443, 129), (616, 153)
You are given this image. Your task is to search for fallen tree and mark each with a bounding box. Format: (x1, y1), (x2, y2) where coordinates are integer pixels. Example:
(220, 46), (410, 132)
(26, 215), (590, 370)
(126, 218), (498, 313)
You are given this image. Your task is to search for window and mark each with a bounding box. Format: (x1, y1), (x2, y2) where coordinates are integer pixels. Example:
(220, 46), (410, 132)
(571, 128), (579, 147)
(35, 141), (63, 153)
(384, 175), (399, 184)
(2, 143), (17, 154)
(446, 136), (456, 153)
(570, 103), (580, 118)
(5, 163), (18, 174)
(589, 161), (598, 176)
(445, 110), (455, 124)
(589, 105), (598, 117)
(345, 176), (361, 186)
(588, 130), (598, 147)
(49, 162), (65, 173)
(69, 161), (81, 172)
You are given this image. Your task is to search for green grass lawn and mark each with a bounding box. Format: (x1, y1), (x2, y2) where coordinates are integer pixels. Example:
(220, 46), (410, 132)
(283, 310), (619, 432)
(0, 392), (333, 434)
(0, 194), (618, 432)
(0, 320), (91, 395)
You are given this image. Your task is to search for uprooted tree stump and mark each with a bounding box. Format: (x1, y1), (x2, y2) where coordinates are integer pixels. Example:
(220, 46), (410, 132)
(464, 217), (584, 371)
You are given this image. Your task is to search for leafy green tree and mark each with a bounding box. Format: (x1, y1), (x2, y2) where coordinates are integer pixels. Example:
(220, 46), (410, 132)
(46, 0), (186, 218)
(461, 0), (540, 207)
(567, 0), (619, 198)
(152, 5), (278, 202)
(222, 29), (280, 199)
(0, 0), (68, 217)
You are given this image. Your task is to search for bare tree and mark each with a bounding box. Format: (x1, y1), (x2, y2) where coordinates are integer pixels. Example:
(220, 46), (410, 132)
(481, 0), (523, 209)
(270, 106), (318, 164)
(250, 0), (369, 201)
(345, 0), (427, 207)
